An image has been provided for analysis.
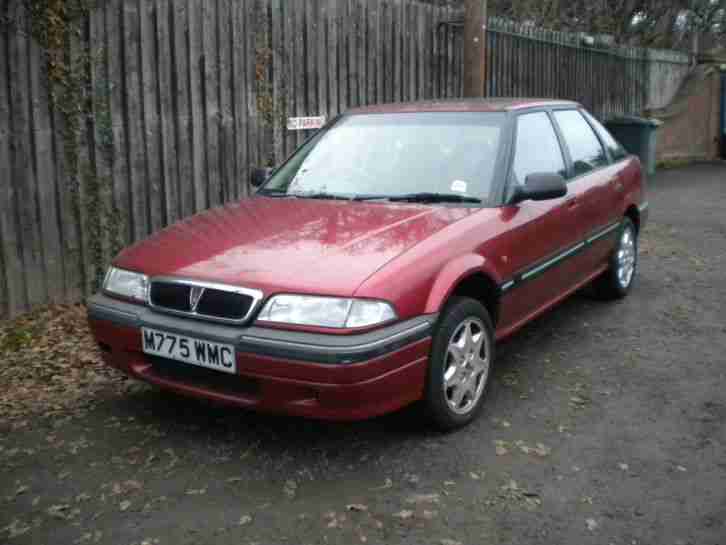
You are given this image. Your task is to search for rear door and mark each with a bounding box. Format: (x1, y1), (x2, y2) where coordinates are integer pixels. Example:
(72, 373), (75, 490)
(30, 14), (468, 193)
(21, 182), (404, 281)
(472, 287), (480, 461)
(496, 111), (586, 331)
(551, 109), (618, 270)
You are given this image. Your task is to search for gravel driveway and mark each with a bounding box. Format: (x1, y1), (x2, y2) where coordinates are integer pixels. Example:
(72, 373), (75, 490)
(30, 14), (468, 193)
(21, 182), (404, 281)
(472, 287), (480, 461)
(1, 162), (725, 545)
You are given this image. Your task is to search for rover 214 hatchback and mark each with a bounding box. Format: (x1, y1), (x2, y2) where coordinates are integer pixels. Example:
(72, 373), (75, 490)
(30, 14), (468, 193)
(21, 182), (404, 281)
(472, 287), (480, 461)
(88, 99), (647, 430)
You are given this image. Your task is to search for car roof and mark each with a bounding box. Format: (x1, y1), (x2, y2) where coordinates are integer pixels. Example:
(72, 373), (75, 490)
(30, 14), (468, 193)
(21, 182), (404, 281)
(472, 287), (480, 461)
(346, 98), (581, 115)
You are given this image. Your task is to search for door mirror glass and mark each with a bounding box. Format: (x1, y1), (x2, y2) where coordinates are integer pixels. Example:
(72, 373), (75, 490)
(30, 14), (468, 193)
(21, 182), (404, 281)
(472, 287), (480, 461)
(250, 167), (273, 188)
(511, 173), (567, 204)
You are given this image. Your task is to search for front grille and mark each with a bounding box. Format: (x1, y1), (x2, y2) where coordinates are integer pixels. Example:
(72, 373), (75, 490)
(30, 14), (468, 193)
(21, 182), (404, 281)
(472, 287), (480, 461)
(150, 282), (191, 312)
(195, 288), (252, 320)
(148, 279), (261, 323)
(147, 355), (260, 398)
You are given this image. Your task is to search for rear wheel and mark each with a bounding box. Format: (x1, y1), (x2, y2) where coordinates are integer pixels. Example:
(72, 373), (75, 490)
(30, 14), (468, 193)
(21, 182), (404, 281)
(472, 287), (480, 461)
(591, 217), (638, 300)
(425, 297), (494, 431)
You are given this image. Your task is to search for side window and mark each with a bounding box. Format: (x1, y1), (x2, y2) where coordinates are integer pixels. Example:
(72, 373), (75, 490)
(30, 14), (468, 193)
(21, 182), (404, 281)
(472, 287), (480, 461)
(553, 110), (609, 176)
(512, 112), (567, 185)
(581, 110), (628, 161)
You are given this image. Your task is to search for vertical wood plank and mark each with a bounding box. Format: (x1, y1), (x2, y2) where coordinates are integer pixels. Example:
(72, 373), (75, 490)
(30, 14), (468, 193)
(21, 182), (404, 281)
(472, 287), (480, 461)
(124, 1), (149, 239)
(104, 0), (130, 270)
(271, 0), (285, 166)
(218, 0), (234, 201)
(9, 5), (45, 306)
(30, 21), (64, 301)
(0, 4), (26, 315)
(203, 0), (221, 206)
(140, 0), (164, 232)
(90, 8), (115, 265)
(306, 0), (318, 117)
(377, 0), (386, 103)
(188, 0), (207, 212)
(293, 0), (305, 144)
(347, 0), (358, 108)
(283, 0), (297, 155)
(155, 0), (180, 224)
(357, 0), (367, 107)
(367, 0), (378, 105)
(172, 0), (194, 217)
(231, 0), (249, 197)
(245, 0), (260, 171)
(337, 0), (348, 112)
(318, 0), (329, 118)
(260, 0), (274, 166)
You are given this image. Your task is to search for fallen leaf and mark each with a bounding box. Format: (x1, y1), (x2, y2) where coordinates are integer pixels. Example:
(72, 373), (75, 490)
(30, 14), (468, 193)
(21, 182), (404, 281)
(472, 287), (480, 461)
(618, 463), (629, 471)
(238, 515), (252, 526)
(440, 539), (463, 545)
(393, 510), (414, 520)
(283, 480), (297, 499)
(405, 493), (440, 505)
(585, 518), (599, 531)
(186, 488), (206, 496)
(494, 440), (510, 456)
(47, 503), (71, 519)
(346, 504), (368, 512)
(119, 500), (131, 511)
(370, 478), (393, 491)
(2, 519), (31, 538)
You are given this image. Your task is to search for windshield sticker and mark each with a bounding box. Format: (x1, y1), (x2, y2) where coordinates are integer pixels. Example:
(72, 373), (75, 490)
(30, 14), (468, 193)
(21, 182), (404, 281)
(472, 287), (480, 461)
(451, 180), (468, 193)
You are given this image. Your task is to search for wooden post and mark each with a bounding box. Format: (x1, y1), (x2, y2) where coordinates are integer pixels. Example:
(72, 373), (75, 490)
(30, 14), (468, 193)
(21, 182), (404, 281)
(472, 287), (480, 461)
(463, 0), (487, 97)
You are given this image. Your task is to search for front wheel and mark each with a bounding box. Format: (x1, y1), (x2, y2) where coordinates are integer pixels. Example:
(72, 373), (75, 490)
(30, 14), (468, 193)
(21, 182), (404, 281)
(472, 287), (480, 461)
(424, 297), (495, 431)
(591, 217), (638, 300)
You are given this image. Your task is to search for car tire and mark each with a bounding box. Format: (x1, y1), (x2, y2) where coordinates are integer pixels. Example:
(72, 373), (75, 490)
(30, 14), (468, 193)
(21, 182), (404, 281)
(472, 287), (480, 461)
(591, 217), (638, 300)
(424, 297), (495, 431)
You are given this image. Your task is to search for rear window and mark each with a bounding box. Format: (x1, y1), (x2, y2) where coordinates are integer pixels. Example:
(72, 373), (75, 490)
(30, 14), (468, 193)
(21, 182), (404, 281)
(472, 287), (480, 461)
(553, 110), (609, 176)
(581, 110), (628, 161)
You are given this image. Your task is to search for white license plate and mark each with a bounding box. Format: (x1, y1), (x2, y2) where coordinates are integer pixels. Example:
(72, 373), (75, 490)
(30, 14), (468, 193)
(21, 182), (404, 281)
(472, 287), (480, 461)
(141, 327), (236, 374)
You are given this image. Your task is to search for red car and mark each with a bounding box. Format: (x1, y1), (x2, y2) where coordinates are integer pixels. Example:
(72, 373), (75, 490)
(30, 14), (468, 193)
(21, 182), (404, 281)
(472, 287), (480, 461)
(88, 99), (647, 430)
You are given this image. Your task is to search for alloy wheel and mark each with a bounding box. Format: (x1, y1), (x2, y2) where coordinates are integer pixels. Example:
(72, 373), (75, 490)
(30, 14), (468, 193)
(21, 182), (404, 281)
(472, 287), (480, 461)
(617, 224), (637, 289)
(443, 318), (490, 415)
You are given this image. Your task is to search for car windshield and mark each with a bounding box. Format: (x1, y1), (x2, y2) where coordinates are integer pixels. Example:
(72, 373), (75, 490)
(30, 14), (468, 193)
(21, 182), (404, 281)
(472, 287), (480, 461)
(259, 112), (506, 204)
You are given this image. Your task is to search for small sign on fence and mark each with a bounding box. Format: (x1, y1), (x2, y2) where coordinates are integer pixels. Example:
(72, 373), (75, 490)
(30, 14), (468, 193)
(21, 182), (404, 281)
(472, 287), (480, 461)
(287, 116), (327, 131)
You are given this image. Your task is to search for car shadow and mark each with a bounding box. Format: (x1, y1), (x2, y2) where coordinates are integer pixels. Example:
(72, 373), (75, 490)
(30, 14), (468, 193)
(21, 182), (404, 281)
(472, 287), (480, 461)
(103, 290), (609, 452)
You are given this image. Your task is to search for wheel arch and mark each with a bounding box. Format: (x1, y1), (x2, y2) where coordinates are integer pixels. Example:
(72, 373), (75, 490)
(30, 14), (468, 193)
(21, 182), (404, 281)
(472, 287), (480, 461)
(424, 254), (503, 327)
(624, 204), (640, 233)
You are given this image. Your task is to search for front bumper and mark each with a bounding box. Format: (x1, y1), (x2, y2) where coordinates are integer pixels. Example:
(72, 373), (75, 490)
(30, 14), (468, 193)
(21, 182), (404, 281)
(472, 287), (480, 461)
(87, 294), (435, 421)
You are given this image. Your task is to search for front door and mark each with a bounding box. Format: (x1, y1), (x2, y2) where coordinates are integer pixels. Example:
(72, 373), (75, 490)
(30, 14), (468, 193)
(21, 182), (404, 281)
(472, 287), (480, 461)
(495, 111), (586, 333)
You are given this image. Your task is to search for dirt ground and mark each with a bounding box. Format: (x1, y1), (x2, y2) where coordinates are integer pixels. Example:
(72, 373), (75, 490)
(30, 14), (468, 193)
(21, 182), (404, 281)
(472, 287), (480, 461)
(1, 163), (725, 545)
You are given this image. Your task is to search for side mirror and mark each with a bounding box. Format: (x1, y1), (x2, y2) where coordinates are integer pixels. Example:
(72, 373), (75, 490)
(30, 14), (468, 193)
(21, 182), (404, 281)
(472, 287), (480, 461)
(250, 167), (273, 188)
(510, 172), (567, 204)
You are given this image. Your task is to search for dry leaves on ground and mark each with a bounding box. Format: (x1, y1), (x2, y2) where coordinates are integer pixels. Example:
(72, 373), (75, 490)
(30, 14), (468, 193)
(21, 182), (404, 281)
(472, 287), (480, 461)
(0, 304), (125, 425)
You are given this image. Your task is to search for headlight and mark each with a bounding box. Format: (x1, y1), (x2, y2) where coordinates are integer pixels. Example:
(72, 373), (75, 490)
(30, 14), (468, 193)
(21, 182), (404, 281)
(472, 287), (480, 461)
(256, 295), (397, 329)
(103, 267), (149, 302)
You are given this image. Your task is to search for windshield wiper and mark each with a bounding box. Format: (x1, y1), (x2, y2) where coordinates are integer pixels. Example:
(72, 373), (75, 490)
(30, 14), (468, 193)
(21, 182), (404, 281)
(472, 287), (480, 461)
(355, 192), (482, 204)
(258, 189), (352, 201)
(289, 192), (353, 201)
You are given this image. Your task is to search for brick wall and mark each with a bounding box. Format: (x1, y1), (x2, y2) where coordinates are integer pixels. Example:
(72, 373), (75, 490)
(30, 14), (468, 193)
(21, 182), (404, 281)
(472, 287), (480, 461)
(649, 64), (723, 162)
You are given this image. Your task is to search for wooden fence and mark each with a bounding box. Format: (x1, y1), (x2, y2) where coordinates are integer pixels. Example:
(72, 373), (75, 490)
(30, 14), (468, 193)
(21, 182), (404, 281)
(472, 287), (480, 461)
(0, 1), (692, 318)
